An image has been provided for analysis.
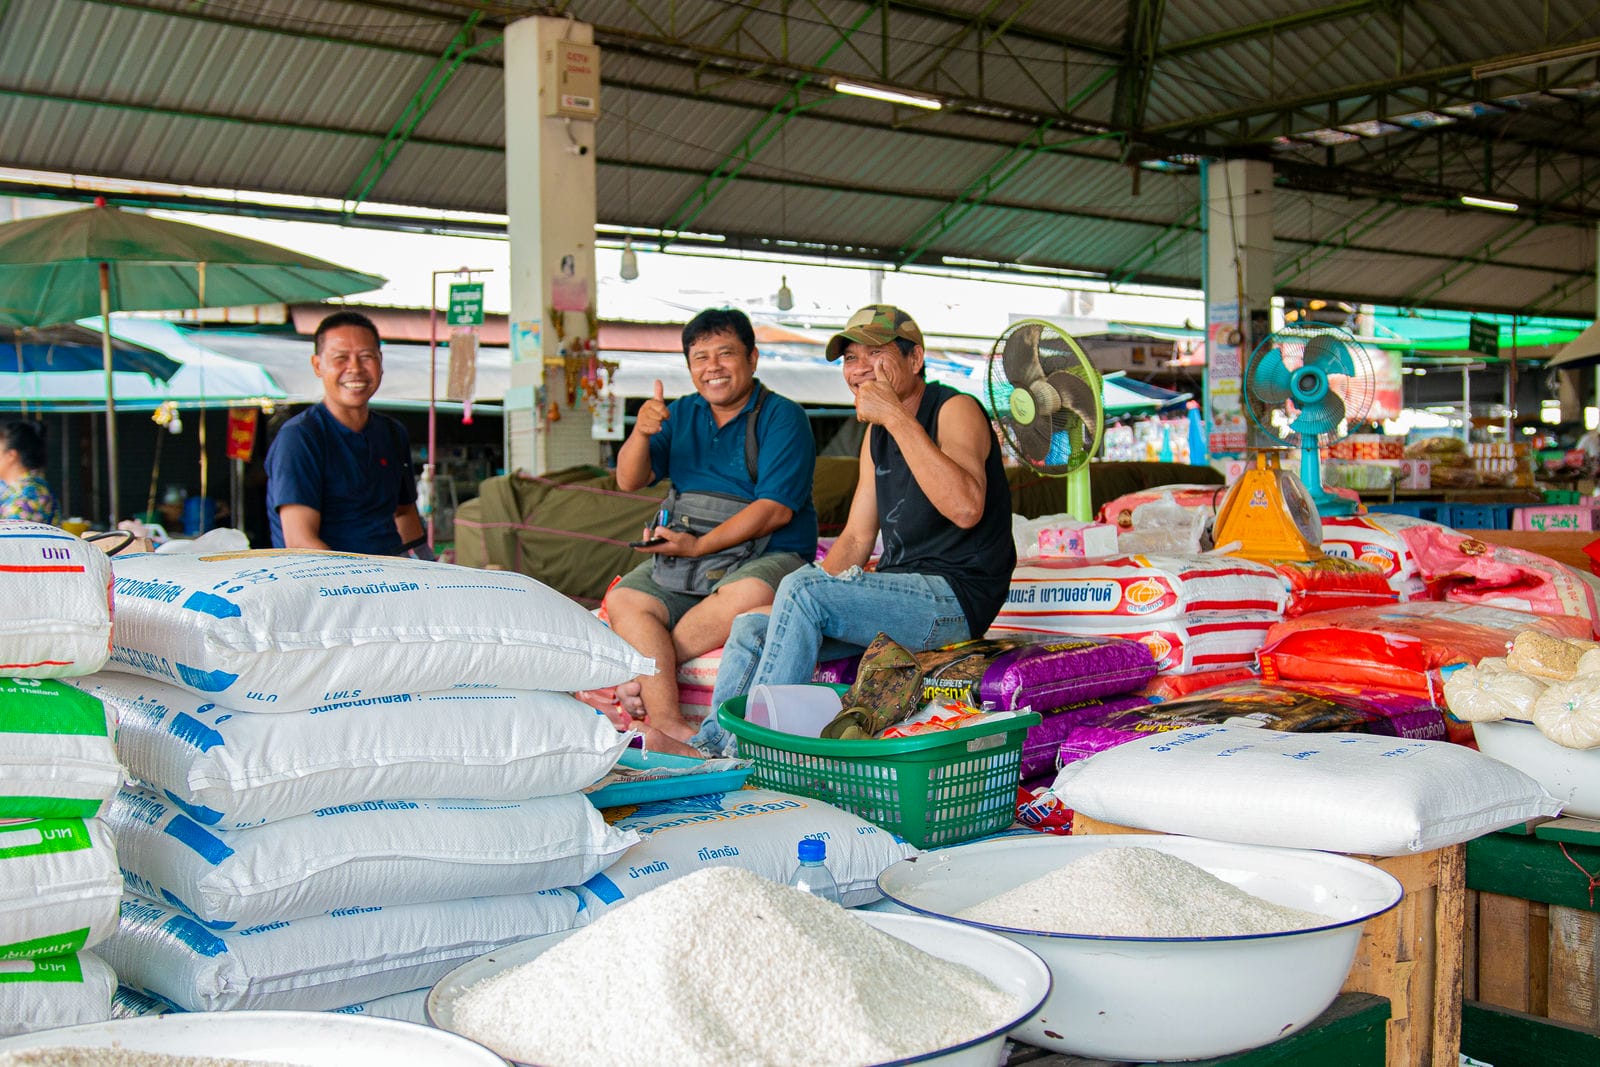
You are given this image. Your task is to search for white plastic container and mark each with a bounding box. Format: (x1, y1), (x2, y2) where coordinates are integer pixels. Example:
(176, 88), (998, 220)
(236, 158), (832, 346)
(0, 1010), (506, 1064)
(745, 682), (842, 736)
(878, 833), (1402, 1062)
(429, 911), (1050, 1067)
(1474, 717), (1600, 819)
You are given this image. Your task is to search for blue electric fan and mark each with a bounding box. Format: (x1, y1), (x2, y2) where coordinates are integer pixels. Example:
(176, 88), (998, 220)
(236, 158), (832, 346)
(1243, 325), (1378, 518)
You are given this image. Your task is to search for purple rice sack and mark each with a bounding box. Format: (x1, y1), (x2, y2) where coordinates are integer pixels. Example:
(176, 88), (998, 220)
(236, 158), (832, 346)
(915, 634), (1157, 713)
(1021, 695), (1154, 780)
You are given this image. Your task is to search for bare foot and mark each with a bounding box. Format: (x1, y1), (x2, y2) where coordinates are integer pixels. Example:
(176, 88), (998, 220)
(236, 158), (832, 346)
(636, 722), (703, 760)
(614, 679), (645, 718)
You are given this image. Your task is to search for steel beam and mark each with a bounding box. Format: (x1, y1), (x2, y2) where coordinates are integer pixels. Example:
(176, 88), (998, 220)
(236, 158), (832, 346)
(1111, 0), (1166, 134)
(342, 13), (495, 215)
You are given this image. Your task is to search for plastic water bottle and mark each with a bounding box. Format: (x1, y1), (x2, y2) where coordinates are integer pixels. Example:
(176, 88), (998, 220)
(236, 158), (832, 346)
(787, 839), (840, 904)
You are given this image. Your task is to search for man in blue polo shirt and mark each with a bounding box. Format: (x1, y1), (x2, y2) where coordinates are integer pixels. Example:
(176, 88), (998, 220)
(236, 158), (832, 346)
(265, 310), (423, 555)
(603, 307), (817, 745)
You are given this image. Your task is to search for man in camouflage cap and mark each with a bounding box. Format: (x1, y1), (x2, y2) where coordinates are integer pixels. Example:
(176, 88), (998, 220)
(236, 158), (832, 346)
(708, 303), (1017, 718)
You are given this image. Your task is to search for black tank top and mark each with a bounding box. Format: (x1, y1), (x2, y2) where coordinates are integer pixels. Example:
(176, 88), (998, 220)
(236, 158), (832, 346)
(871, 381), (1016, 635)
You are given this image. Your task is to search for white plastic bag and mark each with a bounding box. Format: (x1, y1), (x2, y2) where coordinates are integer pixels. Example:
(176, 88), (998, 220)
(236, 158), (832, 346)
(0, 520), (113, 679)
(106, 786), (637, 928)
(1052, 724), (1559, 855)
(578, 788), (916, 913)
(1442, 665), (1546, 723)
(0, 950), (116, 1037)
(0, 818), (121, 958)
(98, 890), (590, 1012)
(74, 673), (631, 828)
(0, 678), (122, 820)
(1116, 493), (1208, 555)
(104, 551), (654, 711)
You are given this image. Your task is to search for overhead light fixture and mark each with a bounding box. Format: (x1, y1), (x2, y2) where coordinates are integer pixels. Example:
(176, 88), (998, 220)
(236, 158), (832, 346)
(1471, 39), (1600, 79)
(776, 275), (794, 312)
(619, 237), (639, 281)
(1460, 195), (1520, 212)
(831, 78), (942, 110)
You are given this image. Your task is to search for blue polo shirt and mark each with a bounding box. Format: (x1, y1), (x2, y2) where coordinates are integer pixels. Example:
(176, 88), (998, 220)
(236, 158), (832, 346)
(266, 403), (417, 554)
(646, 380), (818, 558)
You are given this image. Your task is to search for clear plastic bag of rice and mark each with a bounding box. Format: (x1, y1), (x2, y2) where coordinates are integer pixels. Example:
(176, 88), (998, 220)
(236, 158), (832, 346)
(1532, 680), (1600, 750)
(1442, 664), (1547, 723)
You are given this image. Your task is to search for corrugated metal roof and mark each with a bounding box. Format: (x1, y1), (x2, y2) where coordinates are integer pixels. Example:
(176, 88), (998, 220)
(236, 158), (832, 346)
(1, 0), (1597, 317)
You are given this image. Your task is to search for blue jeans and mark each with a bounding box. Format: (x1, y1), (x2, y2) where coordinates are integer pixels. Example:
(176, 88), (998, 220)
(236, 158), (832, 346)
(710, 564), (971, 714)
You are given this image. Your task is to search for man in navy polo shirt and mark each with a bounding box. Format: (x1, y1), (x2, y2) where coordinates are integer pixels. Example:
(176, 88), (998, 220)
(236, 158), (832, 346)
(265, 310), (423, 555)
(603, 308), (817, 745)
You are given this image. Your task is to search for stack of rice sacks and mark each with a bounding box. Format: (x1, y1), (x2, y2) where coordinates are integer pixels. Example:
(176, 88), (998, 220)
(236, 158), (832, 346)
(990, 553), (1289, 676)
(72, 549), (654, 1019)
(0, 521), (123, 1036)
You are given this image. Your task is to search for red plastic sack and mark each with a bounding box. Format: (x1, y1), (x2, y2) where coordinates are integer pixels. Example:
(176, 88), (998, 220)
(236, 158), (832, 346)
(1258, 602), (1589, 694)
(1272, 556), (1398, 617)
(1137, 667), (1257, 702)
(1400, 526), (1600, 633)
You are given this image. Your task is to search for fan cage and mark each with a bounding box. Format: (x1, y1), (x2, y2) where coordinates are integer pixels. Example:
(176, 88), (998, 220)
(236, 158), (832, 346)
(985, 319), (1104, 474)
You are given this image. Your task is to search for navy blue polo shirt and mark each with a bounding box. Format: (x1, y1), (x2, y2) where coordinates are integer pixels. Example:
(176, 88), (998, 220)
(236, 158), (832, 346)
(266, 403), (417, 554)
(646, 380), (818, 558)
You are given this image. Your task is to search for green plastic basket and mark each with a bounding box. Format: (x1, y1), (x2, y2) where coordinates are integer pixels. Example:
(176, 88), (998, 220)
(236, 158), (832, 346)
(717, 686), (1040, 849)
(1543, 489), (1585, 505)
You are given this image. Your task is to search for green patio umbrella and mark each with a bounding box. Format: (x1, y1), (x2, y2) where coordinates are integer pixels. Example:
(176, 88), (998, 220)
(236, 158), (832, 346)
(0, 199), (385, 525)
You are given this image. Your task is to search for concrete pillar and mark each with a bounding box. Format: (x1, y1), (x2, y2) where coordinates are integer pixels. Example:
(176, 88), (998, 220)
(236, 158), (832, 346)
(503, 16), (600, 475)
(1200, 158), (1274, 460)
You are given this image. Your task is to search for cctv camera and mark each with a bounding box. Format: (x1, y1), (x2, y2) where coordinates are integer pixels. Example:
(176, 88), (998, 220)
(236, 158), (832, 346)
(565, 143), (589, 156)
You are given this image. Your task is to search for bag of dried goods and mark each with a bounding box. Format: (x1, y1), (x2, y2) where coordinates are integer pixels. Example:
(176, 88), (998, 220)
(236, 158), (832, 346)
(578, 788), (916, 912)
(0, 950), (115, 1037)
(73, 673), (631, 829)
(1504, 630), (1597, 681)
(104, 551), (654, 712)
(1271, 555), (1397, 616)
(106, 786), (636, 928)
(0, 678), (122, 820)
(1019, 694), (1154, 779)
(1402, 525), (1600, 630)
(915, 633), (1156, 713)
(0, 520), (113, 678)
(1136, 666), (1258, 702)
(0, 817), (121, 959)
(1531, 681), (1600, 749)
(994, 554), (1287, 630)
(97, 890), (590, 1012)
(1053, 724), (1559, 854)
(1258, 602), (1589, 694)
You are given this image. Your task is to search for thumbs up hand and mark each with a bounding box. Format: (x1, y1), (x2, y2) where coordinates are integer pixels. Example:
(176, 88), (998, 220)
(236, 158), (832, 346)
(635, 378), (670, 437)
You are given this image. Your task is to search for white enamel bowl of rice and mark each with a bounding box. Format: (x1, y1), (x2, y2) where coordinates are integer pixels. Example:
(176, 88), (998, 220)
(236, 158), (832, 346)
(0, 1011), (507, 1064)
(1473, 718), (1600, 819)
(877, 834), (1403, 1062)
(429, 911), (1051, 1066)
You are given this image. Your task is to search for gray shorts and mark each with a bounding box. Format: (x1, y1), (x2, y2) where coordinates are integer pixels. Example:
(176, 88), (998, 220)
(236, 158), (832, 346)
(614, 551), (810, 628)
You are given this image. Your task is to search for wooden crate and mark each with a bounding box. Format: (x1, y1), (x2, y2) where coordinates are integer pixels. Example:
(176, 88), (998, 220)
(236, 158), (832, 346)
(1462, 818), (1600, 1063)
(1070, 813), (1464, 1067)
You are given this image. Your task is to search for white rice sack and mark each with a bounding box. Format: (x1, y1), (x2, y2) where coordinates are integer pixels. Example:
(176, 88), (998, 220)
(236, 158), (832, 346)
(0, 950), (116, 1037)
(0, 678), (122, 820)
(995, 553), (1286, 630)
(1053, 725), (1560, 855)
(1532, 681), (1600, 750)
(0, 521), (113, 679)
(105, 551), (655, 711)
(0, 818), (121, 959)
(991, 610), (1279, 675)
(72, 673), (631, 829)
(1442, 665), (1547, 723)
(106, 786), (637, 929)
(111, 984), (175, 1018)
(99, 889), (590, 1012)
(330, 987), (430, 1025)
(578, 788), (916, 913)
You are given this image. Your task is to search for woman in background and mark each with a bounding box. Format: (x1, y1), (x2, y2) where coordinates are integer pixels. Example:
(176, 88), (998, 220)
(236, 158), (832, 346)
(0, 420), (59, 524)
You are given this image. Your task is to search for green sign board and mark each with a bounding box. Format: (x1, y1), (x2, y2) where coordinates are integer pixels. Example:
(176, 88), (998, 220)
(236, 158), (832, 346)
(447, 283), (485, 327)
(1468, 317), (1500, 358)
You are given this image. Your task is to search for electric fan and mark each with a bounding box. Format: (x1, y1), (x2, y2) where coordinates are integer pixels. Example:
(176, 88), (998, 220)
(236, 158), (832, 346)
(985, 320), (1104, 521)
(1213, 324), (1378, 562)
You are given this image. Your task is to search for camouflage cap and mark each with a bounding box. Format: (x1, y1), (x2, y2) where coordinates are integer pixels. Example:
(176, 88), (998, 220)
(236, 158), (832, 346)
(824, 304), (925, 361)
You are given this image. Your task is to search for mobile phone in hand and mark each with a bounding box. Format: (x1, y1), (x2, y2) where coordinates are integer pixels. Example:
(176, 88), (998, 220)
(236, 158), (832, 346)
(628, 536), (669, 549)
